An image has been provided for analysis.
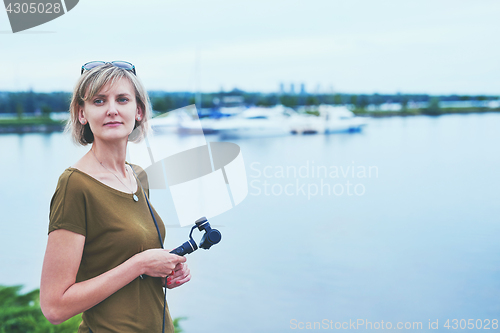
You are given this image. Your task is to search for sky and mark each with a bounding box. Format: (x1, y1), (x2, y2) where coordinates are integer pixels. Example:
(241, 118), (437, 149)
(0, 0), (499, 95)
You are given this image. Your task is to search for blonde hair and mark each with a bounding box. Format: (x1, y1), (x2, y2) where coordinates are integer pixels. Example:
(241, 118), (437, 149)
(66, 64), (152, 145)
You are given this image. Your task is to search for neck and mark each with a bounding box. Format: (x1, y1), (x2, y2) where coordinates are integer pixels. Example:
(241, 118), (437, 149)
(91, 139), (128, 177)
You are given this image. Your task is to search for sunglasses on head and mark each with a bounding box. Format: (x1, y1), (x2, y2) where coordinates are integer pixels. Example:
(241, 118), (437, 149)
(81, 61), (136, 75)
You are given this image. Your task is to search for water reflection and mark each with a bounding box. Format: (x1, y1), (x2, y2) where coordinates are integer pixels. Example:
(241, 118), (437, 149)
(1, 114), (499, 332)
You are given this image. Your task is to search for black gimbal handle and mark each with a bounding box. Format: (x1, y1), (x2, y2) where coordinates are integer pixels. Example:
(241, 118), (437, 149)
(170, 239), (197, 256)
(169, 217), (221, 256)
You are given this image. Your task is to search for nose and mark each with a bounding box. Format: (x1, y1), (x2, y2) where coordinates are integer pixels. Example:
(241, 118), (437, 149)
(107, 100), (118, 116)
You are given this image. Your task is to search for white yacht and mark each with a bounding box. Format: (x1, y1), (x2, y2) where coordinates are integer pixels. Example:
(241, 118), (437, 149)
(292, 105), (368, 134)
(158, 104), (368, 137)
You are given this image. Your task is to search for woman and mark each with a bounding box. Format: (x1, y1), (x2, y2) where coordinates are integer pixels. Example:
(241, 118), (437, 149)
(40, 61), (190, 333)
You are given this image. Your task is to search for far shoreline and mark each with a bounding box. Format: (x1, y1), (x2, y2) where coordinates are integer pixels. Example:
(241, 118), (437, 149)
(1, 107), (499, 134)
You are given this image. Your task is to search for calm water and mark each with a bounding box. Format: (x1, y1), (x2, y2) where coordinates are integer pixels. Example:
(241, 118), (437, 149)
(1, 113), (499, 332)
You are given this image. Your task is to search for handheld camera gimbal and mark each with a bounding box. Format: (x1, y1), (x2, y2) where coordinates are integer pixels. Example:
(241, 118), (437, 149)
(169, 216), (222, 256)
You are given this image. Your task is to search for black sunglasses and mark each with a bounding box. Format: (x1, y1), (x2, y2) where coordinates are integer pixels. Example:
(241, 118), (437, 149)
(81, 61), (136, 75)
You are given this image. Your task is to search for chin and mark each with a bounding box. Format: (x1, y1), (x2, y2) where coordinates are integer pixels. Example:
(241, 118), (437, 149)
(97, 131), (132, 142)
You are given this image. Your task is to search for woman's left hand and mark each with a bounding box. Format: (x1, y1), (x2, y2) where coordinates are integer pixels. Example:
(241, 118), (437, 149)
(162, 262), (191, 289)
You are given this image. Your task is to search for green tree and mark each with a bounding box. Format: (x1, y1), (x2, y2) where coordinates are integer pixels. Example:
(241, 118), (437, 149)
(400, 96), (409, 112)
(349, 95), (357, 106)
(0, 285), (186, 333)
(305, 95), (319, 106)
(321, 94), (335, 104)
(173, 317), (187, 333)
(357, 96), (368, 110)
(423, 97), (442, 115)
(333, 94), (342, 105)
(256, 95), (274, 107)
(152, 97), (168, 112)
(0, 285), (81, 333)
(279, 95), (298, 108)
(16, 104), (23, 120)
(152, 96), (176, 112)
(372, 93), (383, 106)
(41, 105), (52, 119)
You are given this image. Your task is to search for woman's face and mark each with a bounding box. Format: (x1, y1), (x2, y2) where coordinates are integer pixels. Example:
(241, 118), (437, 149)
(79, 77), (143, 143)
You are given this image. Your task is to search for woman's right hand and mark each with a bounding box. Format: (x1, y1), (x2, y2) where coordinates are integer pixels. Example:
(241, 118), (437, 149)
(137, 249), (187, 278)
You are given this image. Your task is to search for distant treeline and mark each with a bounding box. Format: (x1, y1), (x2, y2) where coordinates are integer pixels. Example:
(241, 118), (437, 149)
(0, 91), (71, 116)
(0, 90), (498, 115)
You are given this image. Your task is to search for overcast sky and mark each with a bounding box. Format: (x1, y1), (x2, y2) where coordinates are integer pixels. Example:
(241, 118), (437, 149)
(0, 0), (499, 95)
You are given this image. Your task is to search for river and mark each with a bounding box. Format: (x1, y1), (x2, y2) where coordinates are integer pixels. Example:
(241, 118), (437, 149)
(1, 113), (499, 332)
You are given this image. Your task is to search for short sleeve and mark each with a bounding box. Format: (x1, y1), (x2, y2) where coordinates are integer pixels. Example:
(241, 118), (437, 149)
(48, 170), (87, 236)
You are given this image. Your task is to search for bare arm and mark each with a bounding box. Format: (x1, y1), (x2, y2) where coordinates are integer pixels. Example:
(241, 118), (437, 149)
(40, 229), (186, 325)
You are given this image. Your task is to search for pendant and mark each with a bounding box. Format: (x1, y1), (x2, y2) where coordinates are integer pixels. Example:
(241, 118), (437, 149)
(133, 194), (139, 202)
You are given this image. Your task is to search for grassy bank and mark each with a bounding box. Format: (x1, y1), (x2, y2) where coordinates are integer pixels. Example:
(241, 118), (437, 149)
(0, 117), (65, 134)
(0, 118), (64, 126)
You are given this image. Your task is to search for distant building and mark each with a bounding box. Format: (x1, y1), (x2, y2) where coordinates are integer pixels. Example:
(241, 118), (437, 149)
(290, 83), (295, 94)
(300, 83), (306, 95)
(279, 83), (284, 94)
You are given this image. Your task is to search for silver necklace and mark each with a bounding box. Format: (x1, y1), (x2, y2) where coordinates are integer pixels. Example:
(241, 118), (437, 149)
(91, 148), (139, 202)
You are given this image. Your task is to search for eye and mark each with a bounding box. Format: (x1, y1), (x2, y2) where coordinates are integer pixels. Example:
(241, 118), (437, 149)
(93, 99), (104, 105)
(118, 97), (129, 103)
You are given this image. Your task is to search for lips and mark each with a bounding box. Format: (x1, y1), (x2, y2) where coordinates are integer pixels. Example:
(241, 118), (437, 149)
(104, 121), (123, 126)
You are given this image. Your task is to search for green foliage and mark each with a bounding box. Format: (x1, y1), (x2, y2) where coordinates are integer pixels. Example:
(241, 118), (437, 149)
(173, 316), (187, 333)
(320, 94), (335, 105)
(152, 96), (175, 112)
(304, 110), (320, 116)
(255, 95), (275, 107)
(356, 95), (368, 109)
(350, 95), (357, 106)
(0, 118), (63, 126)
(0, 92), (71, 115)
(279, 94), (298, 108)
(333, 94), (342, 105)
(422, 97), (441, 115)
(15, 104), (23, 120)
(400, 97), (409, 111)
(372, 93), (383, 106)
(0, 285), (186, 333)
(305, 95), (319, 106)
(152, 97), (168, 111)
(0, 285), (82, 333)
(41, 105), (52, 118)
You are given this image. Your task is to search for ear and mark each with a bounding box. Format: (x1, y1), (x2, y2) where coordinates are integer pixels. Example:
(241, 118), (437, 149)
(136, 106), (144, 121)
(78, 108), (87, 125)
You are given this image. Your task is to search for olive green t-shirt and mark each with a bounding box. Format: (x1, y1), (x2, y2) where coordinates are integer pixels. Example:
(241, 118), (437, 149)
(48, 165), (174, 333)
